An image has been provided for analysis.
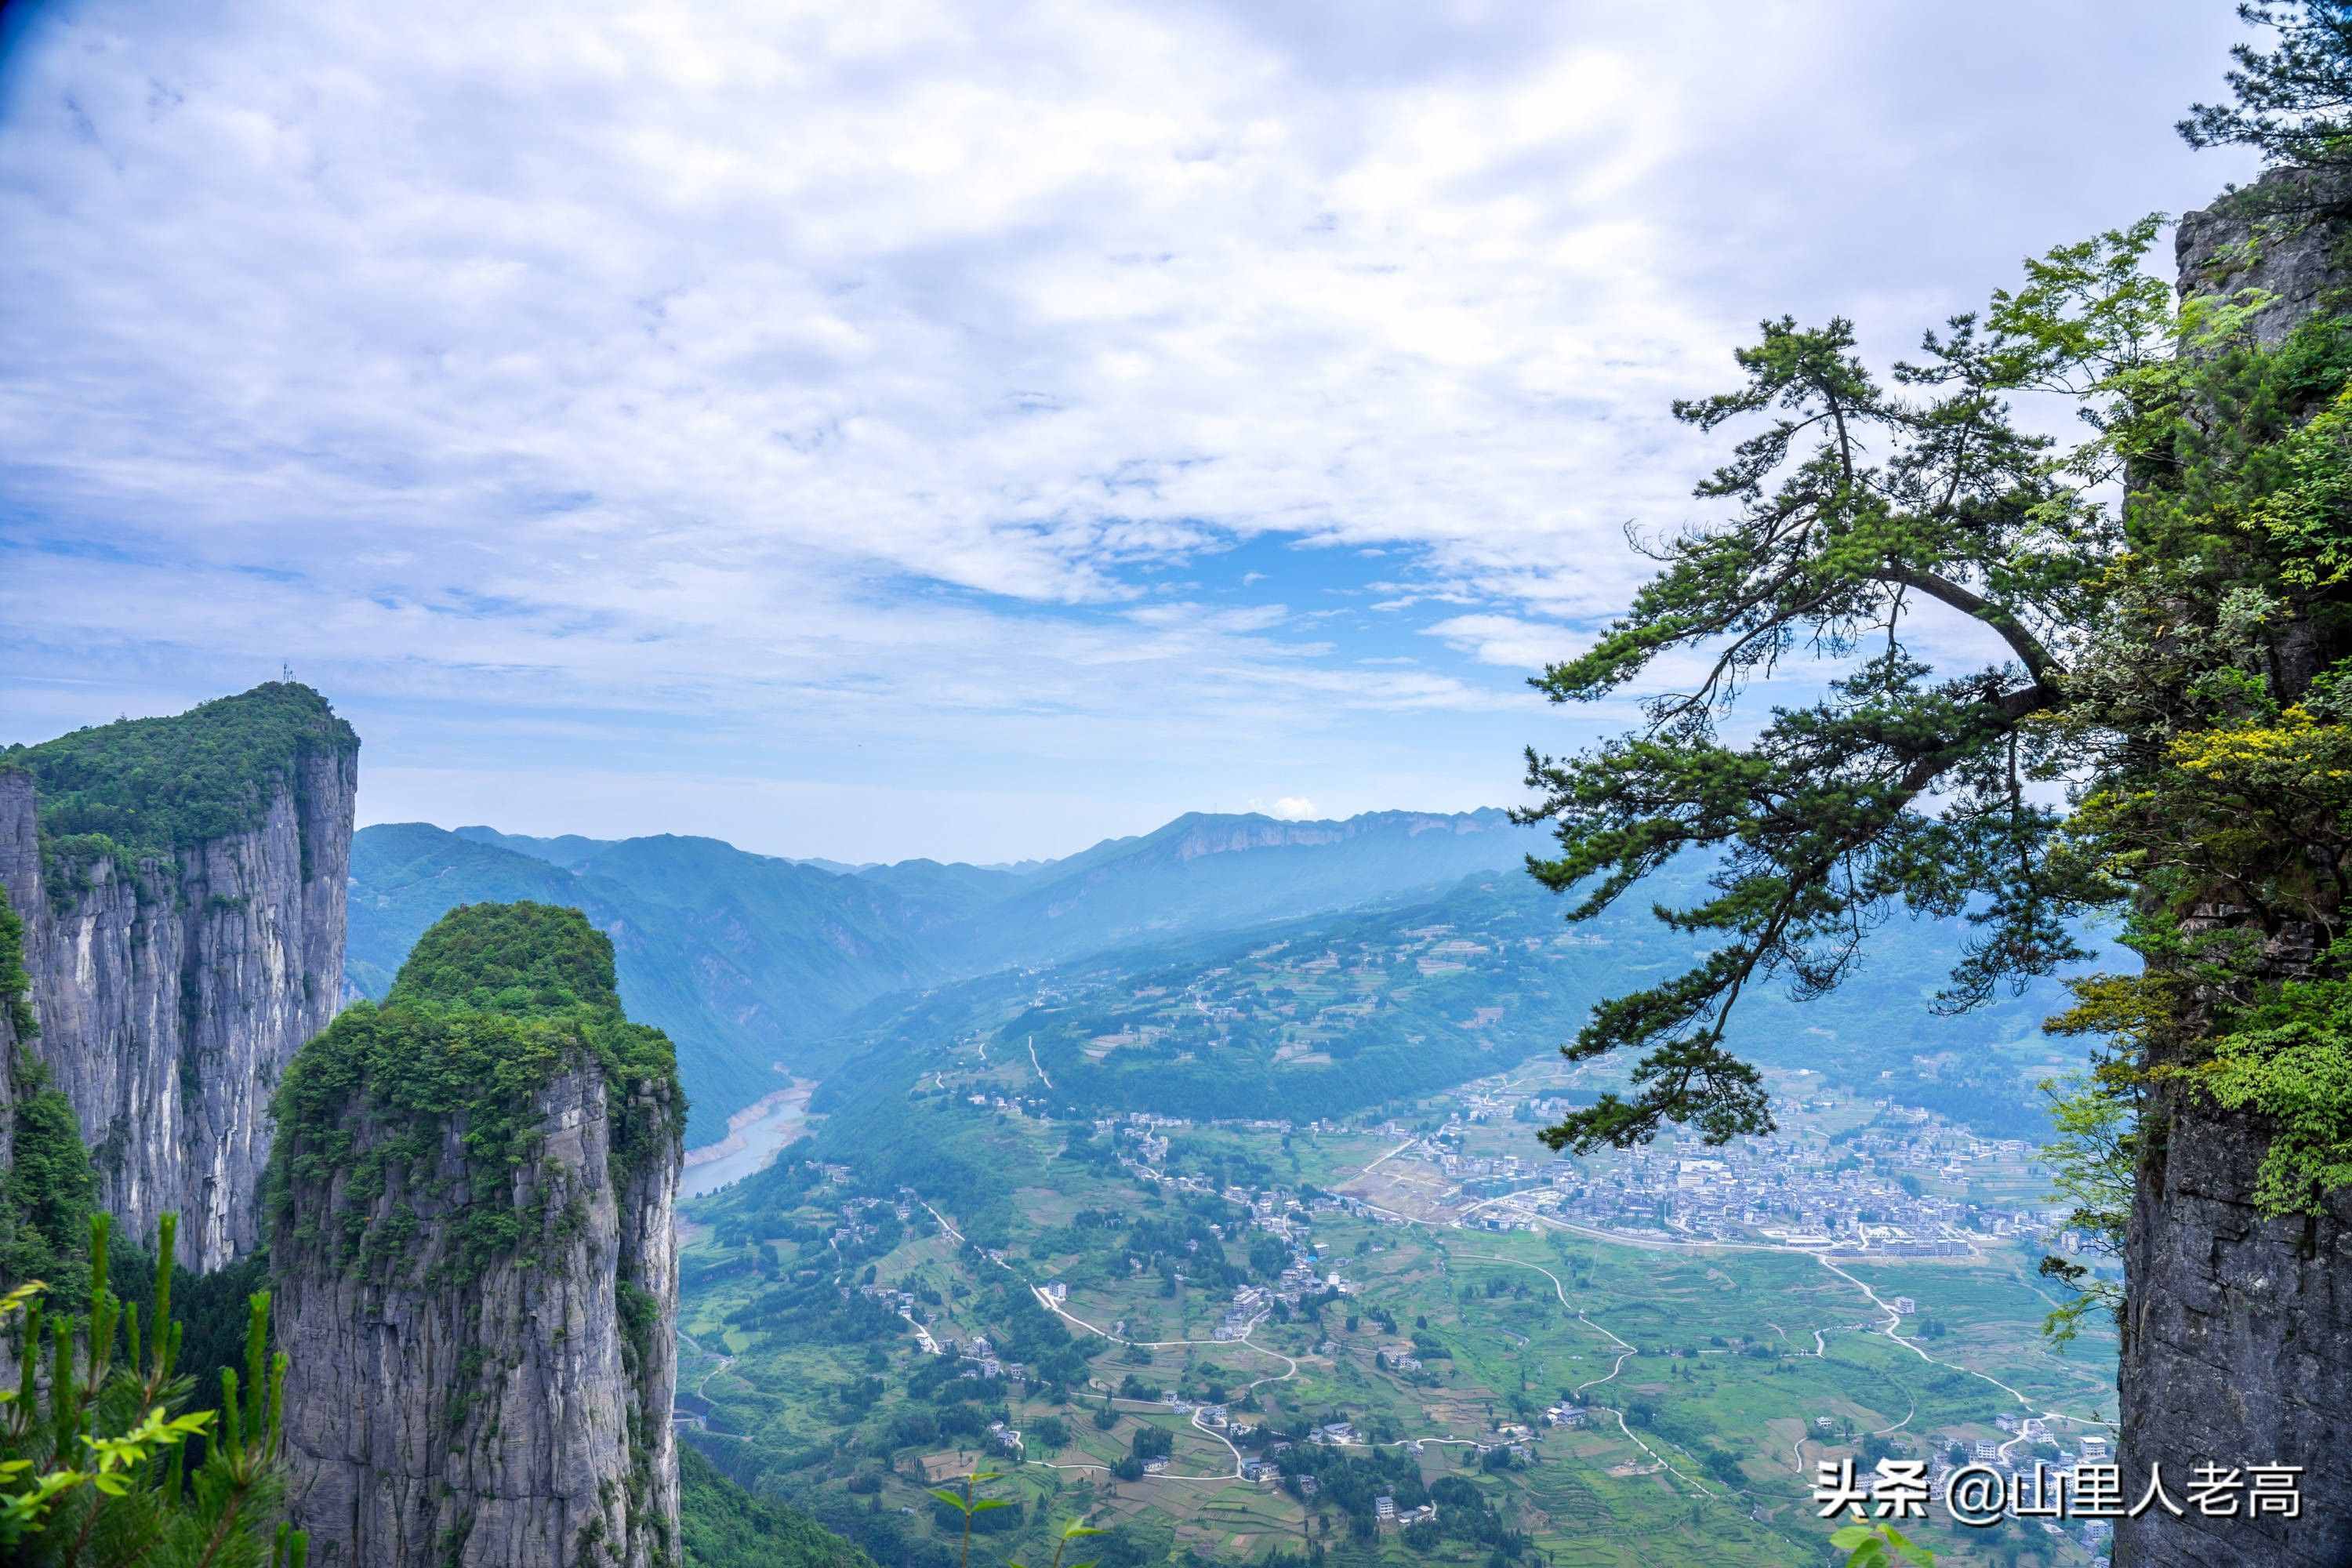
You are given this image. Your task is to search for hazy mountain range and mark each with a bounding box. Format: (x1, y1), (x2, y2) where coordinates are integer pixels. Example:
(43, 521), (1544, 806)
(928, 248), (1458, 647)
(347, 808), (1549, 1142)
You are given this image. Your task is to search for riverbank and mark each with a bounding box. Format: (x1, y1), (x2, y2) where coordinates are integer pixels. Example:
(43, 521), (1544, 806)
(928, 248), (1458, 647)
(680, 1079), (816, 1199)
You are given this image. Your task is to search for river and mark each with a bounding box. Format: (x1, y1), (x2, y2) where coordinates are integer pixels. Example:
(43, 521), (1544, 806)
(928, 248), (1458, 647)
(678, 1082), (814, 1200)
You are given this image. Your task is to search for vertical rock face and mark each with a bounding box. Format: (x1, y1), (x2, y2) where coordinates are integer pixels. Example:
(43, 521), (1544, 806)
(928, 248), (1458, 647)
(2114, 175), (2352, 1568)
(0, 686), (358, 1269)
(271, 902), (682, 1568)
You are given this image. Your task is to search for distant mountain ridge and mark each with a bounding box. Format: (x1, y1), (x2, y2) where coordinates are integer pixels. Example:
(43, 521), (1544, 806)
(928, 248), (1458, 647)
(940, 808), (1539, 968)
(799, 856), (2089, 1156)
(347, 807), (1544, 1141)
(452, 824), (616, 869)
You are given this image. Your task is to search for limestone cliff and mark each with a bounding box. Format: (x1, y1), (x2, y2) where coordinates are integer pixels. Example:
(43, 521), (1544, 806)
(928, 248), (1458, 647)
(0, 683), (358, 1270)
(271, 902), (682, 1568)
(2113, 172), (2352, 1568)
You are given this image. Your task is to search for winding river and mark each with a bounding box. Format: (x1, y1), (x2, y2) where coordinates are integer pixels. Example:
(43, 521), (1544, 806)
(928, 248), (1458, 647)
(678, 1080), (815, 1199)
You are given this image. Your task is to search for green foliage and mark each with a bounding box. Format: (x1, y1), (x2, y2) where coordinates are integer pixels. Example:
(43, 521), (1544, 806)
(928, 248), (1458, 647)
(0, 1051), (96, 1304)
(1831, 1517), (1936, 1567)
(2180, 3), (2352, 176)
(1008, 1515), (1103, 1568)
(389, 899), (623, 1016)
(0, 883), (35, 1040)
(1515, 180), (2352, 1203)
(926, 1468), (1012, 1568)
(1515, 287), (2099, 1150)
(2, 881), (96, 1294)
(677, 1444), (875, 1568)
(0, 1212), (306, 1568)
(2030, 1069), (2136, 1345)
(2194, 956), (2352, 1211)
(269, 902), (681, 1280)
(2, 683), (357, 897)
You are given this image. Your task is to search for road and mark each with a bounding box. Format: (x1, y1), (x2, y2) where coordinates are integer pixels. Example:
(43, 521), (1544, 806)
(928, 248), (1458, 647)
(1460, 1194), (2116, 1436)
(927, 1199), (1294, 1481)
(1810, 1254), (2111, 1432)
(1454, 1251), (1718, 1500)
(672, 1329), (738, 1432)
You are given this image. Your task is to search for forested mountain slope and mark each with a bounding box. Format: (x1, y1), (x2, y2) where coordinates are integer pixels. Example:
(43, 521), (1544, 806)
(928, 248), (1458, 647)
(350, 824), (948, 1142)
(347, 808), (1552, 1141)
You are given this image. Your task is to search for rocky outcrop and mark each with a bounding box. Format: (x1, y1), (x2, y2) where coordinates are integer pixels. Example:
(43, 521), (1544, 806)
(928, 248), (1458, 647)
(0, 686), (358, 1269)
(2118, 1021), (2351, 1568)
(2112, 174), (2352, 1568)
(2176, 165), (2352, 348)
(272, 903), (683, 1568)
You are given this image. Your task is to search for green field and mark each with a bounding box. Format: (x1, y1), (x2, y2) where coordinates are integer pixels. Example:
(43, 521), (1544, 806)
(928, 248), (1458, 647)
(677, 1071), (2117, 1568)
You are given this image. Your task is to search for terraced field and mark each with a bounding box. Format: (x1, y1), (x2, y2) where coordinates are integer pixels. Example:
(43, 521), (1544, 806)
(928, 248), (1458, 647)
(677, 1089), (2115, 1568)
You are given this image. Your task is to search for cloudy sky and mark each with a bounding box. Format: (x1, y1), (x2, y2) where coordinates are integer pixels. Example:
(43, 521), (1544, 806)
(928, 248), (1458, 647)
(0, 0), (2257, 863)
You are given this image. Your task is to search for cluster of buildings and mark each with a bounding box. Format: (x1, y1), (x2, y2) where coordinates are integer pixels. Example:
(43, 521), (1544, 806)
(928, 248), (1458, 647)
(1392, 1109), (2064, 1254)
(1373, 1495), (1437, 1526)
(928, 1330), (1033, 1384)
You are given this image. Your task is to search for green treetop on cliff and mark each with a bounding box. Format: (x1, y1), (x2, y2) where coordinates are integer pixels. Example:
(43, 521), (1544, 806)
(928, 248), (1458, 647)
(2, 681), (358, 881)
(269, 902), (681, 1279)
(388, 897), (625, 1017)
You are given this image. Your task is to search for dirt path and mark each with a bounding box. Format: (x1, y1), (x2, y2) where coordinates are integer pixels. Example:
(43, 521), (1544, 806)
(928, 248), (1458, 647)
(1811, 1255), (2111, 1431)
(929, 1201), (1294, 1480)
(1454, 1252), (1715, 1499)
(672, 1329), (739, 1431)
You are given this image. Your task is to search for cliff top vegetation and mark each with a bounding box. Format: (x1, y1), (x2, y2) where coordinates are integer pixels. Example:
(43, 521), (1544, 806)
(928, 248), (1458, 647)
(388, 898), (626, 1016)
(2, 681), (358, 881)
(269, 901), (681, 1279)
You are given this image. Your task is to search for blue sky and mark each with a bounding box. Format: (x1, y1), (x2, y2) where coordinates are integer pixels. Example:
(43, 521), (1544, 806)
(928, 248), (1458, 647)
(0, 0), (2256, 862)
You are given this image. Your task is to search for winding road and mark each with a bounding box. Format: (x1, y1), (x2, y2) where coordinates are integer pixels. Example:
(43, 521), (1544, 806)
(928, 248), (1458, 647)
(902, 1180), (2110, 1521)
(1455, 1252), (1719, 1500)
(673, 1329), (738, 1432)
(1810, 1254), (2110, 1434)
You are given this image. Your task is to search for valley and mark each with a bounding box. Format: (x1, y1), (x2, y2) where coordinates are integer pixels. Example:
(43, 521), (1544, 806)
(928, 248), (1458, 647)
(675, 1036), (2119, 1568)
(339, 797), (2122, 1568)
(346, 810), (1551, 1143)
(0, 688), (2125, 1568)
(684, 1083), (819, 1200)
(16, 7), (2352, 1559)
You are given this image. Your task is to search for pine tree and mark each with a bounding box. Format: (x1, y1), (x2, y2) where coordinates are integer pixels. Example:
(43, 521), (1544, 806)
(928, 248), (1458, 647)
(1521, 15), (2352, 1566)
(2181, 2), (2352, 178)
(0, 1212), (307, 1567)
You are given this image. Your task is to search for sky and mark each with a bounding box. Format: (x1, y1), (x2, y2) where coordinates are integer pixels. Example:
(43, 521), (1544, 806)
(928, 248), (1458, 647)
(0, 0), (2260, 864)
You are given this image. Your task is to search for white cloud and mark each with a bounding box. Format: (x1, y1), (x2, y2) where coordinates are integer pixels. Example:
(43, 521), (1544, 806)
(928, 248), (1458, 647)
(0, 0), (2258, 858)
(1269, 797), (1318, 821)
(1421, 613), (1581, 671)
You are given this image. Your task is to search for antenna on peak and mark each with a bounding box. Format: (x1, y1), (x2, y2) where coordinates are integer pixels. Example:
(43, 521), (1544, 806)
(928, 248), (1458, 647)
(281, 661), (294, 682)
